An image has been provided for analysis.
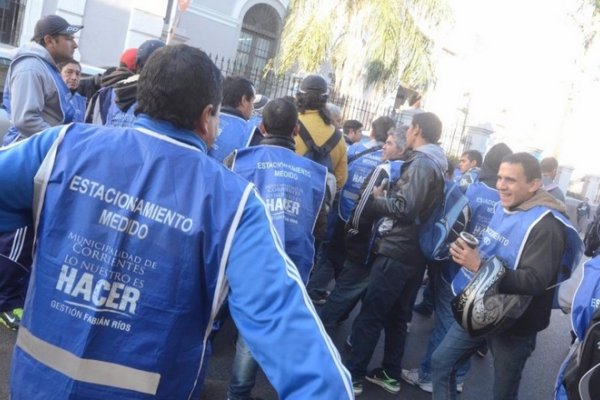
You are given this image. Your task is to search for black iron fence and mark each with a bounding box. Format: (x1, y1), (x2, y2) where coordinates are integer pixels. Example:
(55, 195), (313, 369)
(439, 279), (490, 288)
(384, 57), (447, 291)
(208, 53), (470, 158)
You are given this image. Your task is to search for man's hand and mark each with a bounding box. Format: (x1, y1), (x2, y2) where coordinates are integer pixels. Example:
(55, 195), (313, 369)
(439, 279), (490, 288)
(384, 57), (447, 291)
(450, 238), (482, 273)
(372, 178), (388, 199)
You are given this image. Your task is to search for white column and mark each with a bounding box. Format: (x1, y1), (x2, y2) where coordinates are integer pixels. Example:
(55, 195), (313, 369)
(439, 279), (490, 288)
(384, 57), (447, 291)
(557, 165), (574, 196)
(583, 175), (600, 203)
(19, 1), (45, 46)
(123, 0), (169, 49)
(466, 123), (493, 154)
(56, 0), (87, 60)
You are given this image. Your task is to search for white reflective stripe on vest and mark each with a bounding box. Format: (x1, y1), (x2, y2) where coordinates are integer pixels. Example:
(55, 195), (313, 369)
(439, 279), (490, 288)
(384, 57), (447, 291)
(16, 326), (161, 395)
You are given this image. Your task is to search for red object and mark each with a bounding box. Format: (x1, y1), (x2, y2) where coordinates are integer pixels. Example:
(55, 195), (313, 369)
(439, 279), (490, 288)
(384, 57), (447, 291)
(120, 48), (137, 72)
(178, 0), (190, 11)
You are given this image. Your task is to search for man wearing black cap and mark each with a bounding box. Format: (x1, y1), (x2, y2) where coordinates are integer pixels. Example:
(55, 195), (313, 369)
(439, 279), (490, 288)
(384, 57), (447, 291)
(0, 15), (82, 332)
(104, 39), (166, 127)
(295, 74), (347, 189)
(2, 14), (82, 145)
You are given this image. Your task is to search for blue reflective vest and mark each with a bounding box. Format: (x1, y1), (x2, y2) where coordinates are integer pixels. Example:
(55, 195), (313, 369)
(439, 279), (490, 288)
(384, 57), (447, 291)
(442, 181), (499, 285)
(232, 145), (326, 282)
(571, 256), (600, 340)
(105, 93), (137, 127)
(209, 113), (255, 162)
(69, 92), (86, 123)
(3, 55), (75, 145)
(453, 205), (582, 295)
(2, 117), (353, 400)
(554, 256), (600, 400)
(338, 148), (383, 221)
(465, 181), (499, 238)
(10, 122), (252, 399)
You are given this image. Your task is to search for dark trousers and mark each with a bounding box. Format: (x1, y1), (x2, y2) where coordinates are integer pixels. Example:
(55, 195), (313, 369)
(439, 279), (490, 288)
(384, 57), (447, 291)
(319, 258), (371, 327)
(346, 255), (425, 379)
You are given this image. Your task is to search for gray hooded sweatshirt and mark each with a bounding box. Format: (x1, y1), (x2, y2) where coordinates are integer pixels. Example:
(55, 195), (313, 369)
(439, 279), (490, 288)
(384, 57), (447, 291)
(7, 43), (64, 138)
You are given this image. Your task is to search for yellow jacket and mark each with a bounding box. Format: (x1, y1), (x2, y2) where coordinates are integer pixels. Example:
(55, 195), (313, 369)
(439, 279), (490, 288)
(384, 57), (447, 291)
(295, 110), (348, 189)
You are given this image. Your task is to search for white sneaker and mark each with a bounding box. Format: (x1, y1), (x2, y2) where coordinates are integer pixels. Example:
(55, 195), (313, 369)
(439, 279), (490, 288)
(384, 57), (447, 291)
(400, 369), (432, 392)
(401, 369), (463, 393)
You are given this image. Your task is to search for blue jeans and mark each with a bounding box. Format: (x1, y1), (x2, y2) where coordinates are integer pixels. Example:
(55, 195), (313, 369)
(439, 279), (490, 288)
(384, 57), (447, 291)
(319, 258), (371, 327)
(227, 336), (259, 400)
(418, 269), (470, 383)
(487, 332), (536, 400)
(432, 321), (536, 400)
(346, 255), (425, 379)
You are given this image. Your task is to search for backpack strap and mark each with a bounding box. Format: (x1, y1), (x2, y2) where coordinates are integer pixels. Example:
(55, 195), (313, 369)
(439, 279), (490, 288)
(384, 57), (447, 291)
(348, 144), (383, 163)
(298, 121), (342, 157)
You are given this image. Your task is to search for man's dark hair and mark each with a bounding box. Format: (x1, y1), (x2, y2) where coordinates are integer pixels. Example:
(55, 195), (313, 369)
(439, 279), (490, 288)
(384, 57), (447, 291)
(136, 45), (223, 130)
(408, 93), (422, 107)
(412, 112), (442, 143)
(222, 76), (255, 108)
(343, 119), (363, 134)
(371, 116), (396, 142)
(58, 59), (81, 71)
(540, 157), (559, 173)
(262, 98), (298, 137)
(295, 92), (331, 125)
(501, 152), (542, 182)
(462, 149), (483, 167)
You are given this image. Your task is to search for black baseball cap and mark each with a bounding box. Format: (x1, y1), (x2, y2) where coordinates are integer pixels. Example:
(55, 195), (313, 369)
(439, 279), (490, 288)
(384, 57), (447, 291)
(32, 15), (83, 41)
(136, 40), (166, 70)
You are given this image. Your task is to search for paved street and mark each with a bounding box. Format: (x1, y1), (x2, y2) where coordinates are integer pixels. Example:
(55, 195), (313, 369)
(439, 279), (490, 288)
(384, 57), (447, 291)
(1, 293), (572, 400)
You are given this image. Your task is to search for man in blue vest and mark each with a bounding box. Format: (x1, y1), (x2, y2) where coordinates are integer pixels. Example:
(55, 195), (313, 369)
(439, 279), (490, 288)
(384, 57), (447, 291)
(3, 14), (81, 145)
(347, 112), (446, 396)
(541, 156), (566, 203)
(208, 76), (259, 162)
(343, 119), (364, 146)
(104, 39), (165, 128)
(59, 59), (86, 122)
(0, 15), (82, 330)
(432, 152), (582, 400)
(455, 149), (482, 192)
(226, 97), (330, 400)
(402, 143), (512, 394)
(319, 126), (407, 328)
(308, 116), (396, 305)
(0, 44), (352, 400)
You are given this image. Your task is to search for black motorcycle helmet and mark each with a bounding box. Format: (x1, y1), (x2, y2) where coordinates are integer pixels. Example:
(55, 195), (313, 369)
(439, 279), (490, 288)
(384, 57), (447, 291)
(451, 256), (532, 337)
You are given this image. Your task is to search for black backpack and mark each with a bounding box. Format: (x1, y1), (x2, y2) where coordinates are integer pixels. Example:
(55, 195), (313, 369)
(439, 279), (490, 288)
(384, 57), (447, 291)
(297, 122), (342, 173)
(562, 307), (600, 399)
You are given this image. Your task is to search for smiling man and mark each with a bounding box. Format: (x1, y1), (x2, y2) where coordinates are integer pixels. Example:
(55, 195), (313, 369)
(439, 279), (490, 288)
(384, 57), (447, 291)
(431, 152), (582, 400)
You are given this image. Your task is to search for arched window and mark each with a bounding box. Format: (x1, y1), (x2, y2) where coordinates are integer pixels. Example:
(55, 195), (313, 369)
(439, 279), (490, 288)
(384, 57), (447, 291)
(235, 4), (281, 75)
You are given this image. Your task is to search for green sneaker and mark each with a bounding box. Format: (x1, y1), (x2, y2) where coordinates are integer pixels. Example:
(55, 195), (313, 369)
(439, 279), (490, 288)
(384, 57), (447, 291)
(352, 378), (363, 396)
(0, 308), (23, 331)
(365, 368), (400, 394)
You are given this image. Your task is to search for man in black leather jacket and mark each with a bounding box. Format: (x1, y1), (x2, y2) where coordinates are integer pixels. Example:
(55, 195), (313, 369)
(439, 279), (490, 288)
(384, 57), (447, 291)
(347, 112), (446, 396)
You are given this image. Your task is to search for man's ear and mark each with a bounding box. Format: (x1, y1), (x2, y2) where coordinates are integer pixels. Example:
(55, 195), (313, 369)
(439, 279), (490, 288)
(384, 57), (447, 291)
(292, 124), (299, 137)
(43, 34), (55, 47)
(529, 178), (542, 193)
(194, 104), (214, 140)
(259, 121), (267, 135)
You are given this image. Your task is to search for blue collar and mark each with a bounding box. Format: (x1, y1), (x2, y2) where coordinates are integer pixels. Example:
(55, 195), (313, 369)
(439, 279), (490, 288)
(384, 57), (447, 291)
(133, 114), (207, 152)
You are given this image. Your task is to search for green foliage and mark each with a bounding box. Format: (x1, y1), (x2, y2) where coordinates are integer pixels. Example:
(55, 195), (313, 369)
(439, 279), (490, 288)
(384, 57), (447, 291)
(277, 0), (449, 94)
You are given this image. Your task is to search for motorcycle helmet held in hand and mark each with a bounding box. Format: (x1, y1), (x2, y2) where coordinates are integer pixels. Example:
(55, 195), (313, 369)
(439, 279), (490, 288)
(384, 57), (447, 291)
(451, 256), (532, 337)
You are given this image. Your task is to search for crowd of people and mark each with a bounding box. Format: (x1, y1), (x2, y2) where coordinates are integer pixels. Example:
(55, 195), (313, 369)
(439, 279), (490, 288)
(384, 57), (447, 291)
(0, 13), (598, 400)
